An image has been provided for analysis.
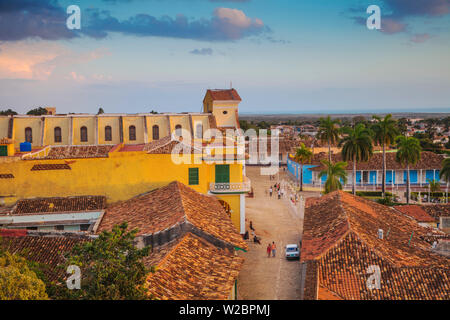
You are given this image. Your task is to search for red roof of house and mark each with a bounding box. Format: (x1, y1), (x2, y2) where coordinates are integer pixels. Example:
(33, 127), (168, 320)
(206, 89), (241, 101)
(395, 205), (436, 223)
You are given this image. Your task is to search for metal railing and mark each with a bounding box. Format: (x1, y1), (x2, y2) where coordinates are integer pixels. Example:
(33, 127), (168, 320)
(209, 180), (251, 193)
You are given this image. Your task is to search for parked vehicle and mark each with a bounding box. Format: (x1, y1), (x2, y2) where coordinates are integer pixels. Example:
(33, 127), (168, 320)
(285, 244), (300, 260)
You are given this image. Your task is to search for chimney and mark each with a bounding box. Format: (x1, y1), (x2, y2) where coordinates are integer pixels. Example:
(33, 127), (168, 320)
(377, 229), (384, 240)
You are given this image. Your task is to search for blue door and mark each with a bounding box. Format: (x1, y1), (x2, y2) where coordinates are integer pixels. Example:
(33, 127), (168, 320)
(369, 171), (377, 185)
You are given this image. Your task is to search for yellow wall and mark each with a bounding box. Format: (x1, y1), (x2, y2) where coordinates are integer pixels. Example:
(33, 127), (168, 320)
(14, 118), (43, 148)
(0, 117), (9, 140)
(43, 117), (71, 145)
(98, 116), (121, 145)
(0, 151), (244, 232)
(72, 117), (95, 145)
(146, 116), (170, 142)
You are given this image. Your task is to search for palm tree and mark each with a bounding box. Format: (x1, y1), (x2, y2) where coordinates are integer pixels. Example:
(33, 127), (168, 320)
(340, 124), (373, 195)
(294, 143), (313, 192)
(371, 114), (399, 197)
(427, 179), (441, 193)
(395, 136), (421, 204)
(317, 116), (340, 163)
(318, 160), (348, 194)
(439, 158), (450, 203)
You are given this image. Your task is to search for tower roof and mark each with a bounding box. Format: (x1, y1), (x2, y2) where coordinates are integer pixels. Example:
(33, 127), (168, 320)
(206, 89), (241, 101)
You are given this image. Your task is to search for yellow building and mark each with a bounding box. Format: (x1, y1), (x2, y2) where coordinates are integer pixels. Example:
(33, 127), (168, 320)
(0, 89), (250, 234)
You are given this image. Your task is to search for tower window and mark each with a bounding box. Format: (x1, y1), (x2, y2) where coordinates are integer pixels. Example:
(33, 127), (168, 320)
(129, 125), (136, 141)
(80, 126), (88, 142)
(152, 125), (159, 140)
(223, 111), (228, 115)
(54, 127), (62, 143)
(195, 123), (203, 139)
(25, 127), (32, 143)
(105, 126), (112, 141)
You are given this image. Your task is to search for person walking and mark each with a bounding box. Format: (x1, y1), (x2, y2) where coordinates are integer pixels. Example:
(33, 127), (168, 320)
(250, 221), (255, 231)
(277, 189), (281, 199)
(266, 243), (271, 258)
(269, 187), (273, 197)
(271, 242), (277, 257)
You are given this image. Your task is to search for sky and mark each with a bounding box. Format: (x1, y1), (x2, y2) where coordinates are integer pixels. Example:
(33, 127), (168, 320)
(0, 0), (449, 114)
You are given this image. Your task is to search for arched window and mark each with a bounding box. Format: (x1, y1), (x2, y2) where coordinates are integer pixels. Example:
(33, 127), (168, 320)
(25, 127), (32, 143)
(195, 123), (203, 139)
(80, 126), (88, 142)
(129, 125), (136, 141)
(152, 125), (159, 140)
(54, 127), (62, 143)
(105, 126), (112, 142)
(175, 124), (182, 137)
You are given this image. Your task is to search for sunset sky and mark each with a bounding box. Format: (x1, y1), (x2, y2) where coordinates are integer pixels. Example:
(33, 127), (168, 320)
(0, 0), (449, 114)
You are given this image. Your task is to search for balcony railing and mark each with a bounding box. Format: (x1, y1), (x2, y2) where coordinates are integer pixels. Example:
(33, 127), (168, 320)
(209, 180), (251, 194)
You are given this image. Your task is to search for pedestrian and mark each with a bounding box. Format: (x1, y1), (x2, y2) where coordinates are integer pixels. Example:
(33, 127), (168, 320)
(278, 189), (281, 199)
(250, 221), (255, 231)
(269, 187), (273, 197)
(266, 243), (271, 257)
(271, 242), (277, 257)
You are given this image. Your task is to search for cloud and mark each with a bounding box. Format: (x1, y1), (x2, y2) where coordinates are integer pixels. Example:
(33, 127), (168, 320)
(0, 0), (77, 41)
(189, 48), (213, 55)
(0, 1), (267, 42)
(350, 0), (450, 37)
(410, 33), (432, 43)
(82, 7), (267, 41)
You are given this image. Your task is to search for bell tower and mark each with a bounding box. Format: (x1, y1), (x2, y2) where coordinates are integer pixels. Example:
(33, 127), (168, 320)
(203, 89), (241, 128)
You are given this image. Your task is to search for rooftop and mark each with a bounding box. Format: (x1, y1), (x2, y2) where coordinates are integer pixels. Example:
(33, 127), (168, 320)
(206, 89), (241, 101)
(145, 232), (243, 300)
(394, 205), (436, 223)
(97, 181), (247, 250)
(8, 196), (106, 215)
(301, 191), (449, 300)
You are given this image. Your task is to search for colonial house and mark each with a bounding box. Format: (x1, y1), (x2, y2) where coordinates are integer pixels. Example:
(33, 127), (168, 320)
(0, 181), (247, 300)
(300, 191), (449, 300)
(0, 89), (250, 235)
(288, 151), (446, 189)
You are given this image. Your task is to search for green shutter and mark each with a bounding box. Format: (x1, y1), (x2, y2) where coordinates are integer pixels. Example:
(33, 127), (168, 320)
(188, 168), (199, 185)
(215, 164), (230, 183)
(0, 145), (7, 157)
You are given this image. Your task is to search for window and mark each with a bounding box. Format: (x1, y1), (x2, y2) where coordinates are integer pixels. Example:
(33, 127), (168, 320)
(215, 164), (230, 183)
(223, 111), (228, 115)
(188, 168), (199, 185)
(80, 126), (88, 142)
(55, 225), (64, 231)
(195, 123), (203, 139)
(152, 125), (159, 140)
(80, 224), (90, 231)
(175, 124), (182, 137)
(54, 127), (62, 143)
(25, 127), (32, 143)
(129, 125), (136, 141)
(105, 126), (112, 141)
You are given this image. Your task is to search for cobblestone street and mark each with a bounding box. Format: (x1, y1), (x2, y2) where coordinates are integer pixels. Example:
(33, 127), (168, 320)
(237, 166), (311, 300)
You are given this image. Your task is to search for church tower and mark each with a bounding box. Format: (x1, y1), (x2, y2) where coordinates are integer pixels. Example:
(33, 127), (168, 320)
(203, 89), (241, 129)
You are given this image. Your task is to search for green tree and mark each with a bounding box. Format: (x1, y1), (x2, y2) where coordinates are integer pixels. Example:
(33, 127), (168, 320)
(317, 115), (340, 162)
(0, 251), (48, 300)
(97, 108), (105, 114)
(0, 109), (18, 115)
(26, 107), (48, 116)
(60, 223), (151, 300)
(427, 179), (441, 193)
(395, 136), (422, 204)
(318, 160), (348, 194)
(440, 158), (450, 183)
(340, 124), (373, 195)
(294, 143), (313, 192)
(371, 114), (399, 197)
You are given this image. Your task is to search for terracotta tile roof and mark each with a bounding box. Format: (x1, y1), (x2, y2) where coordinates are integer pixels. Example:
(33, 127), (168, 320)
(207, 89), (241, 101)
(306, 151), (444, 171)
(395, 205), (436, 223)
(97, 181), (247, 250)
(31, 163), (71, 171)
(0, 230), (87, 282)
(11, 196), (106, 215)
(421, 204), (450, 219)
(0, 173), (14, 179)
(145, 233), (243, 300)
(302, 191), (450, 300)
(33, 145), (114, 160)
